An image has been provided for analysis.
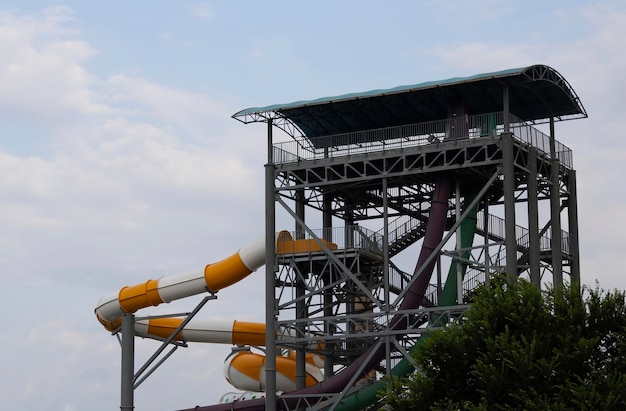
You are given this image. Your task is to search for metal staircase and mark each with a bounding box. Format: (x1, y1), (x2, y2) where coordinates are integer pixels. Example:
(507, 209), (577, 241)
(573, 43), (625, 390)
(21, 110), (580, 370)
(379, 209), (572, 303)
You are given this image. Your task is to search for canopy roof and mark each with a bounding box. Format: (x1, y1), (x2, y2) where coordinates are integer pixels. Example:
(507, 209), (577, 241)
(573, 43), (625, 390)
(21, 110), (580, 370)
(233, 64), (587, 139)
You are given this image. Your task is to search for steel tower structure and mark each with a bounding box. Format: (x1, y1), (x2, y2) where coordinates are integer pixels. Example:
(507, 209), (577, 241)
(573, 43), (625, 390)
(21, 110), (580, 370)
(185, 65), (588, 411)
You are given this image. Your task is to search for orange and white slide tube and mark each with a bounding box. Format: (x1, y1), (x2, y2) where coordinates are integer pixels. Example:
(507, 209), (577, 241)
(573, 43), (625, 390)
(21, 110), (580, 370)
(224, 351), (324, 392)
(134, 318), (325, 366)
(134, 318), (267, 346)
(95, 237), (265, 331)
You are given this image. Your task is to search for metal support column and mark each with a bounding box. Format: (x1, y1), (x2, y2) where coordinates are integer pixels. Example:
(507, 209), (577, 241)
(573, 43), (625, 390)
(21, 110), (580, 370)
(344, 201), (354, 249)
(295, 189), (306, 390)
(382, 178), (390, 309)
(503, 85), (510, 133)
(501, 132), (518, 278)
(483, 201), (491, 284)
(120, 313), (135, 411)
(436, 255), (442, 298)
(567, 170), (581, 285)
(382, 177), (391, 377)
(455, 180), (463, 303)
(265, 119), (277, 411)
(323, 194), (332, 242)
(549, 118), (563, 286)
(322, 192), (334, 378)
(295, 189), (305, 240)
(527, 147), (541, 286)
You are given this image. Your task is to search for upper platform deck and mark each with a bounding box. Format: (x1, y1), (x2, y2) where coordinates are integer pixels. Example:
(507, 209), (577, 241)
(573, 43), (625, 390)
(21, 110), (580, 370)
(271, 111), (574, 169)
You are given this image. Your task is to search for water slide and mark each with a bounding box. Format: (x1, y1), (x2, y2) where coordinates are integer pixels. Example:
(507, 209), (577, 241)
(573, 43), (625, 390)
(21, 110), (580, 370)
(133, 317), (324, 392)
(95, 182), (475, 410)
(95, 235), (329, 393)
(97, 109), (474, 411)
(175, 105), (473, 410)
(95, 237), (266, 331)
(174, 174), (453, 411)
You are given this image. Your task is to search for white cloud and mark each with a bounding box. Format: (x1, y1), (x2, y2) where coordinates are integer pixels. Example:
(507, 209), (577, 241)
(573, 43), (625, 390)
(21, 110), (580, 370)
(0, 7), (109, 123)
(106, 73), (227, 119)
(0, 6), (265, 293)
(187, 2), (216, 20)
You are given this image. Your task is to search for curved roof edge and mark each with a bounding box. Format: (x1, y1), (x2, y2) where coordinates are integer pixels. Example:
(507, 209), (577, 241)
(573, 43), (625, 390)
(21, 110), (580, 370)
(233, 64), (587, 138)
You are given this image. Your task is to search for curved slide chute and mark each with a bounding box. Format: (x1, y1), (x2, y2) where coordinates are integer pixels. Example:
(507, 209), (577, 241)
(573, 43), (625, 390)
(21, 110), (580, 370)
(96, 233), (337, 331)
(135, 317), (325, 392)
(95, 237), (266, 331)
(224, 350), (324, 392)
(95, 235), (328, 393)
(136, 317), (325, 392)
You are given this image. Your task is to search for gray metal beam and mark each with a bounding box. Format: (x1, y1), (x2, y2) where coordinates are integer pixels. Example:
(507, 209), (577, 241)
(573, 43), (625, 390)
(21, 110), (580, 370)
(295, 188), (307, 390)
(503, 85), (510, 133)
(501, 132), (518, 278)
(549, 118), (563, 286)
(527, 147), (541, 285)
(567, 170), (581, 285)
(322, 190), (334, 377)
(274, 137), (502, 190)
(120, 313), (135, 411)
(265, 119), (277, 410)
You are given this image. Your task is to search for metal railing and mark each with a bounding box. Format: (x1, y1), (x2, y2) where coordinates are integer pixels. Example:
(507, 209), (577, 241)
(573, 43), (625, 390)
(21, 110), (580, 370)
(282, 225), (383, 255)
(273, 112), (503, 163)
(477, 211), (570, 255)
(509, 115), (573, 168)
(378, 214), (423, 252)
(273, 111), (573, 169)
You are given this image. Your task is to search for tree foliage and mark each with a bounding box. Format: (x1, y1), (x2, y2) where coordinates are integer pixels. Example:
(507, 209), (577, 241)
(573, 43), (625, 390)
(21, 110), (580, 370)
(383, 279), (626, 410)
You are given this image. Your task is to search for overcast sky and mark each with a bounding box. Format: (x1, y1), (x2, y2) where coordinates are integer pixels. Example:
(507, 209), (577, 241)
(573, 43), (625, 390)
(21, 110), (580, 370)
(1, 1), (625, 410)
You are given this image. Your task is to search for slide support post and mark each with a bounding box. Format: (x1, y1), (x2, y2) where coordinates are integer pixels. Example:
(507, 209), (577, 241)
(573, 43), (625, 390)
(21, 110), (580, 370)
(265, 119), (277, 410)
(120, 313), (135, 411)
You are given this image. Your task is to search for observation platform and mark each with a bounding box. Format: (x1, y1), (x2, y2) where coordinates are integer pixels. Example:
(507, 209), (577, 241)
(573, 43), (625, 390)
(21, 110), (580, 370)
(213, 64), (588, 411)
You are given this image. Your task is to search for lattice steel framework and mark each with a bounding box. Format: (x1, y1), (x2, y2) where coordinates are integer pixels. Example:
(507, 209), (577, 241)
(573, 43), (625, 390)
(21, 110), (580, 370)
(214, 65), (588, 411)
(255, 110), (581, 410)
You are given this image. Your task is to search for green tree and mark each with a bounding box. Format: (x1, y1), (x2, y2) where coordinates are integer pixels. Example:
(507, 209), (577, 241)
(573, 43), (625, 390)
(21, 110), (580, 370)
(383, 279), (626, 411)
